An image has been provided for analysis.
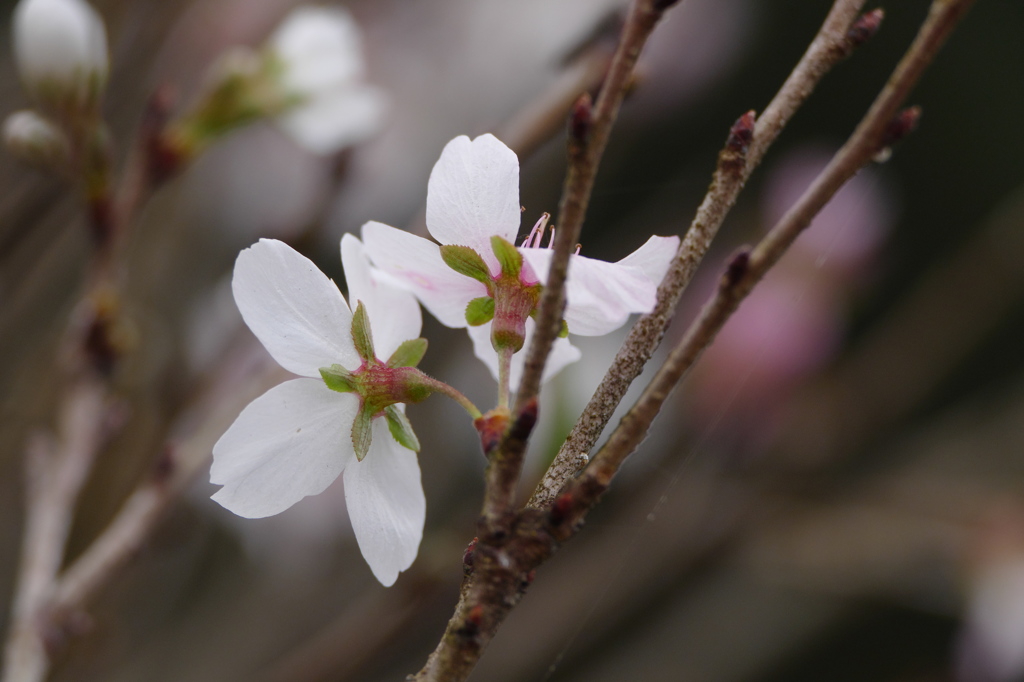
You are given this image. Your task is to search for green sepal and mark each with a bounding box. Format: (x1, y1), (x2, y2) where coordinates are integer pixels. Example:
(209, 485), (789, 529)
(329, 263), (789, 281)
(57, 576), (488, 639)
(387, 338), (428, 368)
(350, 300), (376, 362)
(465, 297), (495, 326)
(491, 236), (522, 278)
(320, 364), (357, 393)
(558, 319), (569, 338)
(440, 245), (492, 284)
(351, 409), (373, 462)
(385, 405), (421, 452)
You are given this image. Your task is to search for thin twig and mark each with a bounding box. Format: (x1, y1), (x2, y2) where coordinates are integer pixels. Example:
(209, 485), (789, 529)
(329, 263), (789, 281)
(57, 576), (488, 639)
(1, 381), (111, 682)
(481, 0), (678, 530)
(417, 3), (680, 679)
(564, 0), (978, 515)
(530, 0), (879, 509)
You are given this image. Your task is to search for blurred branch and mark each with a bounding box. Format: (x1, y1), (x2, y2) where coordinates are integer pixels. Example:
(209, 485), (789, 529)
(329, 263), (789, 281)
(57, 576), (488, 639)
(566, 0), (976, 516)
(532, 0), (881, 509)
(1, 381), (114, 682)
(776, 181), (1024, 469)
(498, 22), (617, 160)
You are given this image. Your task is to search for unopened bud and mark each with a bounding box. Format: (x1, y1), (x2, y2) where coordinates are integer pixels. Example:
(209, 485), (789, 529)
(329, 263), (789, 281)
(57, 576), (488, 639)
(3, 109), (69, 170)
(12, 0), (109, 116)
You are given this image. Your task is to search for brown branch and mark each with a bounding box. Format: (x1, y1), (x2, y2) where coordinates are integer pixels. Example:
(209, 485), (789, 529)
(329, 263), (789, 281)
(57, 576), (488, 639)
(564, 0), (977, 516)
(412, 1), (975, 679)
(530, 0), (880, 509)
(480, 0), (677, 531)
(418, 2), (680, 679)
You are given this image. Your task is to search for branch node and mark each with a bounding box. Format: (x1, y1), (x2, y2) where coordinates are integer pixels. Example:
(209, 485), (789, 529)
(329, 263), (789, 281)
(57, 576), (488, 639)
(568, 92), (593, 153)
(720, 110), (756, 177)
(875, 105), (922, 161)
(846, 8), (885, 51)
(722, 247), (752, 290)
(462, 537), (478, 575)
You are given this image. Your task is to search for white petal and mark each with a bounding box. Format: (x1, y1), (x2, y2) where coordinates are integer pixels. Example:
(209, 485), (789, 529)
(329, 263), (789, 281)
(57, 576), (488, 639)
(233, 239), (358, 377)
(13, 0), (108, 93)
(425, 134), (521, 254)
(341, 233), (421, 358)
(270, 6), (364, 95)
(615, 235), (680, 285)
(211, 378), (358, 518)
(361, 221), (487, 328)
(468, 318), (581, 387)
(344, 419), (425, 586)
(520, 248), (657, 336)
(277, 85), (386, 155)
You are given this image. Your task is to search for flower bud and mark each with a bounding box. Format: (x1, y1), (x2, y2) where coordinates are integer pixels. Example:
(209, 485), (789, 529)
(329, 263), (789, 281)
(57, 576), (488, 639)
(12, 0), (109, 117)
(3, 109), (69, 170)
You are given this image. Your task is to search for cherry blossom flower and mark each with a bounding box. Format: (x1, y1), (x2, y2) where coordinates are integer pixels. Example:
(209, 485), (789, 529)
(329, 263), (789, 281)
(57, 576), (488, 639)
(362, 133), (680, 386)
(267, 6), (386, 154)
(11, 0), (108, 115)
(210, 236), (426, 586)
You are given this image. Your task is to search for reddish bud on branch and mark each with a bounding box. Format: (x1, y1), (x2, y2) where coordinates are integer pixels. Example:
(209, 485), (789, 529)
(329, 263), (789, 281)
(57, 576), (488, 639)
(722, 247), (751, 291)
(847, 9), (884, 50)
(569, 92), (593, 146)
(881, 105), (922, 149)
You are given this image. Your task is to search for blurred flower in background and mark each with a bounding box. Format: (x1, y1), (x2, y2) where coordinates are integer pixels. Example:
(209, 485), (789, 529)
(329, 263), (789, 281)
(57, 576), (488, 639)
(685, 145), (896, 451)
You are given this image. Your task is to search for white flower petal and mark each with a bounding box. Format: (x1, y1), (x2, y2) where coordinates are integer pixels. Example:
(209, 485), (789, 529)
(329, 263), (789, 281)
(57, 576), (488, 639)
(344, 418), (425, 586)
(361, 221), (487, 328)
(426, 134), (521, 254)
(13, 0), (108, 96)
(468, 318), (581, 386)
(233, 238), (358, 377)
(615, 235), (680, 285)
(520, 248), (657, 336)
(211, 378), (358, 518)
(277, 85), (386, 155)
(341, 233), (421, 359)
(270, 6), (364, 95)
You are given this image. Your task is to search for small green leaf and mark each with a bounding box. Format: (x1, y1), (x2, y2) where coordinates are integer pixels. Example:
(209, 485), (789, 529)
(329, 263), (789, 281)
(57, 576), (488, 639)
(385, 405), (421, 452)
(490, 236), (522, 278)
(351, 410), (373, 461)
(465, 297), (495, 326)
(558, 319), (569, 338)
(440, 245), (492, 284)
(350, 300), (376, 362)
(320, 364), (356, 392)
(387, 338), (429, 368)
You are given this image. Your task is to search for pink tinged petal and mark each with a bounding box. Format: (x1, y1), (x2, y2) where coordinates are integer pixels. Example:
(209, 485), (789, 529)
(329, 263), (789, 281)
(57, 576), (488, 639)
(425, 134), (521, 255)
(210, 378), (358, 518)
(519, 248), (657, 336)
(344, 418), (425, 586)
(467, 319), (581, 387)
(277, 85), (386, 155)
(615, 235), (680, 285)
(232, 239), (359, 376)
(361, 221), (487, 328)
(340, 233), (421, 359)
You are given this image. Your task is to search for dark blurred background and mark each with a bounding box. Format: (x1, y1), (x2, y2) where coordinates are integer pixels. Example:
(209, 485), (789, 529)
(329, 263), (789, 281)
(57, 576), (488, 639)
(2, 1), (1024, 680)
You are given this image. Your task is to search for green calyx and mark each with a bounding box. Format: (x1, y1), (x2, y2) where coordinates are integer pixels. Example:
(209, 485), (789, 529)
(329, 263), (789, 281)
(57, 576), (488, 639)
(490, 236), (523, 279)
(440, 245), (492, 284)
(318, 301), (436, 461)
(465, 297), (495, 326)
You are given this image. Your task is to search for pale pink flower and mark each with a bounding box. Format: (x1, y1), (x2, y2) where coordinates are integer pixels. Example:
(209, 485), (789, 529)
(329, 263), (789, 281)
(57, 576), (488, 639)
(211, 237), (424, 586)
(362, 133), (679, 385)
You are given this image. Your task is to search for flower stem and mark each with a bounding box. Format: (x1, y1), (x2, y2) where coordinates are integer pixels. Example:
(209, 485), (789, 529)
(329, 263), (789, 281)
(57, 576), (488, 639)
(419, 376), (483, 421)
(497, 348), (513, 409)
